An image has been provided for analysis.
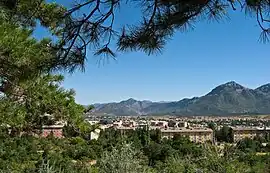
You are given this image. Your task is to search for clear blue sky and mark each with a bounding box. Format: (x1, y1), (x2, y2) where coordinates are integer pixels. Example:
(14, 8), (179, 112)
(37, 1), (269, 105)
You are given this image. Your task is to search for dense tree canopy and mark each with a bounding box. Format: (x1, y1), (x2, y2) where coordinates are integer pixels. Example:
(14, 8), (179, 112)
(0, 22), (54, 93)
(215, 125), (233, 142)
(1, 127), (270, 172)
(0, 0), (90, 133)
(0, 74), (86, 134)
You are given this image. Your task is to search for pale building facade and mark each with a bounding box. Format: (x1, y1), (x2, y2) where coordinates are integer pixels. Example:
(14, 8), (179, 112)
(232, 127), (270, 142)
(161, 128), (213, 143)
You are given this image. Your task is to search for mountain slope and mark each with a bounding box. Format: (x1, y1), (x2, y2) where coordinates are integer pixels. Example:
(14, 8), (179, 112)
(92, 82), (270, 116)
(255, 83), (270, 95)
(184, 81), (258, 115)
(93, 98), (153, 116)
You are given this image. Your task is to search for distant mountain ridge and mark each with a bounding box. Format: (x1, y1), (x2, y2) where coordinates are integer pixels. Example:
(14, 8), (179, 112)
(91, 81), (270, 116)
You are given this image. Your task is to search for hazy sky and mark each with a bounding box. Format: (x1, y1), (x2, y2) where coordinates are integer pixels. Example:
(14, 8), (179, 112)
(37, 1), (269, 104)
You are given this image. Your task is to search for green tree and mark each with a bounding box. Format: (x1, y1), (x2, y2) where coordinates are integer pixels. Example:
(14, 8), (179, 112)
(216, 126), (233, 143)
(168, 135), (202, 157)
(97, 128), (124, 150)
(208, 122), (216, 130)
(237, 138), (263, 152)
(0, 22), (55, 94)
(0, 0), (84, 95)
(84, 105), (95, 113)
(156, 156), (197, 173)
(136, 127), (150, 147)
(150, 129), (162, 144)
(0, 74), (85, 134)
(143, 142), (174, 166)
(97, 144), (151, 173)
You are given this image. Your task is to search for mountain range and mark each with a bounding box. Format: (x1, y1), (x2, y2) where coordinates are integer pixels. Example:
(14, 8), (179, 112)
(91, 81), (270, 116)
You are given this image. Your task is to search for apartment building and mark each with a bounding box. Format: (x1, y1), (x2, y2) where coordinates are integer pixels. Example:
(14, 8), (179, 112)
(122, 120), (136, 127)
(161, 128), (213, 143)
(150, 120), (168, 128)
(232, 127), (270, 142)
(116, 126), (136, 136)
(113, 120), (123, 127)
(178, 121), (188, 128)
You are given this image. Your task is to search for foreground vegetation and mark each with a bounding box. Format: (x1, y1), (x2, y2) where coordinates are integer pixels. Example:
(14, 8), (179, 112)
(0, 127), (270, 172)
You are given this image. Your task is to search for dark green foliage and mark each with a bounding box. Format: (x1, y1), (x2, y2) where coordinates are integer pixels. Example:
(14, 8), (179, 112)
(0, 135), (98, 172)
(170, 135), (203, 157)
(97, 144), (151, 173)
(84, 105), (95, 113)
(208, 122), (216, 130)
(134, 127), (150, 147)
(215, 126), (233, 143)
(0, 0), (90, 137)
(1, 127), (270, 172)
(143, 142), (171, 166)
(0, 74), (86, 134)
(236, 136), (270, 153)
(237, 138), (263, 152)
(97, 128), (124, 150)
(150, 128), (162, 143)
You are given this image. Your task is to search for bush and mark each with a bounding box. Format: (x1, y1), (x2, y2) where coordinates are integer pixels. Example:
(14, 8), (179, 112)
(97, 144), (152, 173)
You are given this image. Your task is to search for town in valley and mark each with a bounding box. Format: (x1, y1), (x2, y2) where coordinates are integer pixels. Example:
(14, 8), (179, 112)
(44, 114), (270, 146)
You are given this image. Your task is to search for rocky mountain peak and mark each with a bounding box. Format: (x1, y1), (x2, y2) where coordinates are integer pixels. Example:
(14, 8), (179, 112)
(224, 81), (241, 87)
(207, 81), (245, 96)
(121, 98), (137, 104)
(255, 84), (270, 94)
